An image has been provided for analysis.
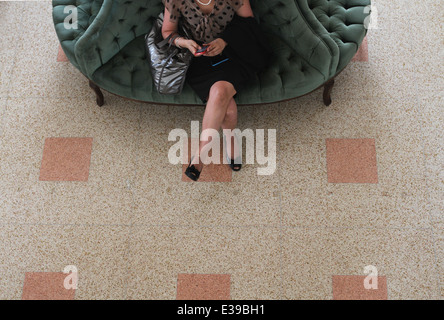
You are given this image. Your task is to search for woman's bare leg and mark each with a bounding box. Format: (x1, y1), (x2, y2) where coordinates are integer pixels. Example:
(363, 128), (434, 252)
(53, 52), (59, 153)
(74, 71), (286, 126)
(221, 98), (240, 163)
(221, 97), (237, 131)
(192, 81), (236, 172)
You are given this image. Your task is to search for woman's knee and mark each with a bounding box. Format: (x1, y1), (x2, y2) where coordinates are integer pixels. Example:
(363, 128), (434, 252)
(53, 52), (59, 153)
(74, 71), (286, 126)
(208, 81), (236, 104)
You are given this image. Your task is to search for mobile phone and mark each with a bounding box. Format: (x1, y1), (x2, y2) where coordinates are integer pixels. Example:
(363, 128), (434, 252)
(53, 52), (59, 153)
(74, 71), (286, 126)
(195, 45), (209, 56)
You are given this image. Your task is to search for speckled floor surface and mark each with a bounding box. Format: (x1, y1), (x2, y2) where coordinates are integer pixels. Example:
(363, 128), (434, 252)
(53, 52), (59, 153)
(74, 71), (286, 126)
(0, 0), (442, 300)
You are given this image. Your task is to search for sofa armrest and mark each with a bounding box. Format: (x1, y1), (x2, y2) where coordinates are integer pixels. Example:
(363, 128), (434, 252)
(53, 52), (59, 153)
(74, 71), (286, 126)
(297, 0), (371, 77)
(295, 0), (340, 79)
(73, 0), (114, 77)
(52, 0), (105, 72)
(53, 0), (162, 78)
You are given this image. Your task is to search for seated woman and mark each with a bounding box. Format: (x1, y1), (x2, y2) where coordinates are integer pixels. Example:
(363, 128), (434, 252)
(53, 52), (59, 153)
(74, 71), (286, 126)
(161, 0), (255, 181)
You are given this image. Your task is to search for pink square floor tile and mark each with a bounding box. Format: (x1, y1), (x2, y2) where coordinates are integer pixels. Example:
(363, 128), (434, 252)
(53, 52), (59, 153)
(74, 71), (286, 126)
(57, 45), (69, 62)
(177, 274), (231, 300)
(326, 138), (378, 183)
(22, 272), (76, 300)
(332, 275), (387, 300)
(39, 137), (93, 181)
(182, 138), (232, 182)
(352, 36), (368, 62)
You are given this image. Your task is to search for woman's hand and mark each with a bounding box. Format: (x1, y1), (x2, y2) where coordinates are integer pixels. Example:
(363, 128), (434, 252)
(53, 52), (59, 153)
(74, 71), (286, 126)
(176, 37), (201, 56)
(203, 38), (227, 57)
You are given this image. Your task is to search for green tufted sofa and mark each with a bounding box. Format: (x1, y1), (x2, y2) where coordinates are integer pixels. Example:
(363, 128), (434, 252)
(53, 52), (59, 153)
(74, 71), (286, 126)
(52, 0), (371, 106)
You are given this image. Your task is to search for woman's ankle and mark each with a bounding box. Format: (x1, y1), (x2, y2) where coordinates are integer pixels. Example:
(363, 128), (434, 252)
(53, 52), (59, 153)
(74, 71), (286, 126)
(190, 152), (203, 171)
(224, 132), (240, 160)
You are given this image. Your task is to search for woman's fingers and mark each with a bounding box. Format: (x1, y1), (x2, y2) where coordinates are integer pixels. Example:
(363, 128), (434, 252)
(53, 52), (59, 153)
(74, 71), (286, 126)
(192, 40), (201, 50)
(204, 50), (217, 57)
(204, 45), (220, 56)
(191, 41), (200, 51)
(209, 50), (219, 56)
(187, 40), (200, 55)
(204, 38), (227, 56)
(188, 44), (196, 55)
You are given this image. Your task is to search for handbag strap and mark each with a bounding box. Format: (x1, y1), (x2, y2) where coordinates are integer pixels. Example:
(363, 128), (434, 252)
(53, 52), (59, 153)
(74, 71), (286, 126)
(158, 33), (181, 49)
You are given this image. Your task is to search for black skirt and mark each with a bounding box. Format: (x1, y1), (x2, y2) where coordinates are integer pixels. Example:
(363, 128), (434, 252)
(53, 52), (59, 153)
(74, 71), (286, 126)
(185, 53), (249, 103)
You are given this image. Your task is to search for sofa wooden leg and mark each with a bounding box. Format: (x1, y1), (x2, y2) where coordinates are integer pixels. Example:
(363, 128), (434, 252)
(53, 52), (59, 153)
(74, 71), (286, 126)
(323, 78), (335, 106)
(88, 80), (104, 107)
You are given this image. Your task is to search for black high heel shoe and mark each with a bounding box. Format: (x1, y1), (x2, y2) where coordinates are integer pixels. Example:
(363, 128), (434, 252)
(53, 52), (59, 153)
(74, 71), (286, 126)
(224, 134), (242, 171)
(227, 156), (242, 171)
(184, 157), (202, 181)
(227, 155), (242, 171)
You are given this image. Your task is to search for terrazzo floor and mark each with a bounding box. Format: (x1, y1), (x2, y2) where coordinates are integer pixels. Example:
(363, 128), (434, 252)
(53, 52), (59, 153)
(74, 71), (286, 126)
(0, 0), (442, 300)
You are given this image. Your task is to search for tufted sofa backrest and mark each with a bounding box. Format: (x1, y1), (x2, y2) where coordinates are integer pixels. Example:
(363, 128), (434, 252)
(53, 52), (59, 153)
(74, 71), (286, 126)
(56, 0), (363, 80)
(251, 0), (335, 79)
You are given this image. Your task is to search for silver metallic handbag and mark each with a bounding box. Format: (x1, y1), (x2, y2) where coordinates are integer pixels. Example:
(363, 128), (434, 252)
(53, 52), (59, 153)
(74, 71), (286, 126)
(145, 13), (193, 95)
